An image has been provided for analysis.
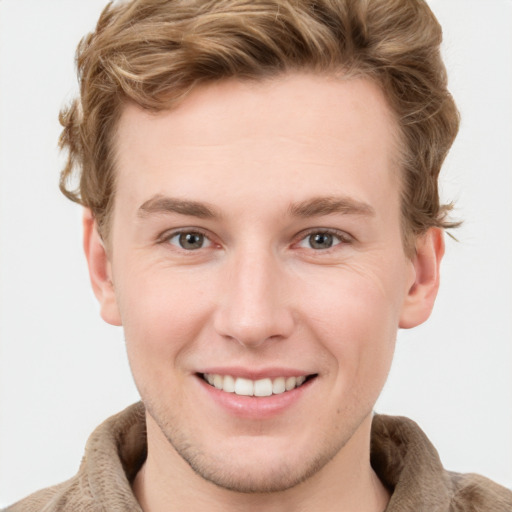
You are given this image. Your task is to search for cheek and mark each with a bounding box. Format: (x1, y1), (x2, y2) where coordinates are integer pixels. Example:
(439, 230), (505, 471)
(311, 288), (397, 415)
(114, 264), (214, 372)
(301, 263), (404, 375)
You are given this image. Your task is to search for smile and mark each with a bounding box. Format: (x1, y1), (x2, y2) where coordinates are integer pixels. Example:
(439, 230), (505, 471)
(201, 373), (314, 397)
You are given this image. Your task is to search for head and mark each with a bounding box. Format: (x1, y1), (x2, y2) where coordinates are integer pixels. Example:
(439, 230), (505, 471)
(65, 0), (458, 500)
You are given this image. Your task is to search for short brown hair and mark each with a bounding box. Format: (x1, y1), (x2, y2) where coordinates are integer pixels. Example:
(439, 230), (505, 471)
(59, 0), (460, 249)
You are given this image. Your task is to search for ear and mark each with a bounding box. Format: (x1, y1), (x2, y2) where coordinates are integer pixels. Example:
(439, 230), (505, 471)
(399, 228), (444, 329)
(83, 209), (122, 326)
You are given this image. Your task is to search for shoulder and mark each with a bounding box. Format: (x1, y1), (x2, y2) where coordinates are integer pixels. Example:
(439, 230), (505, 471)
(447, 471), (512, 512)
(3, 403), (146, 512)
(371, 414), (512, 511)
(2, 478), (93, 512)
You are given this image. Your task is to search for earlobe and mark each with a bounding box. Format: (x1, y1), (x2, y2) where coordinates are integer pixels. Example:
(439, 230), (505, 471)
(399, 228), (445, 329)
(83, 209), (122, 326)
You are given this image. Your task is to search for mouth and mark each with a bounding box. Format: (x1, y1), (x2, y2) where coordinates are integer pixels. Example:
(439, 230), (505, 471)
(199, 373), (317, 397)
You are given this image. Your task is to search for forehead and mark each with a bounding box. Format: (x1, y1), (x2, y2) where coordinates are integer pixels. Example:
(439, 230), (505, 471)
(114, 73), (400, 214)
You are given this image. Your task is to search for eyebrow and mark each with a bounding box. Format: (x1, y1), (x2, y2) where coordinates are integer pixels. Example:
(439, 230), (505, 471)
(288, 196), (375, 218)
(137, 194), (375, 220)
(138, 195), (218, 219)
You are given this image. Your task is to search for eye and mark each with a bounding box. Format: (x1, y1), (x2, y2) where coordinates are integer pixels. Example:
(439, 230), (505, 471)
(167, 231), (212, 250)
(297, 231), (349, 250)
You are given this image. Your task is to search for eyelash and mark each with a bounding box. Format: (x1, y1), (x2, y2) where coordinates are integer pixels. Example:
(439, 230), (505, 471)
(294, 228), (353, 251)
(158, 228), (353, 252)
(159, 228), (213, 251)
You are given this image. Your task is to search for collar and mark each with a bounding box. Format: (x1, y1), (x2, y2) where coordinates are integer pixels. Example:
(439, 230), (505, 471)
(81, 404), (454, 511)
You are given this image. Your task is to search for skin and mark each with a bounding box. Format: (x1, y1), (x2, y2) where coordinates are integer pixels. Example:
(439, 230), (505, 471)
(84, 73), (444, 512)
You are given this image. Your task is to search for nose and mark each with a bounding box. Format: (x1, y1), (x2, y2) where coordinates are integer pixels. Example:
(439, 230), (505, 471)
(213, 247), (295, 348)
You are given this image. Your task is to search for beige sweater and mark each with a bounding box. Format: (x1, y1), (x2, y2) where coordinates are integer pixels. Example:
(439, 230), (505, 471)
(5, 403), (512, 511)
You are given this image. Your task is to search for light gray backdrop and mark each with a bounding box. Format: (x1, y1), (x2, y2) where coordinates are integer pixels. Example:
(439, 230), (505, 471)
(1, 0), (511, 506)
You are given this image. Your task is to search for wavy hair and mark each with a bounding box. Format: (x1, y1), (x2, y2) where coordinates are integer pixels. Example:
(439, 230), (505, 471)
(59, 0), (460, 250)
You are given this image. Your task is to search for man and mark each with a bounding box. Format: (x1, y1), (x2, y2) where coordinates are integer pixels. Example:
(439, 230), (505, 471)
(4, 0), (512, 510)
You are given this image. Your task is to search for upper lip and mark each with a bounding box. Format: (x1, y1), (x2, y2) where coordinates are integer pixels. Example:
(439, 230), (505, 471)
(196, 367), (315, 380)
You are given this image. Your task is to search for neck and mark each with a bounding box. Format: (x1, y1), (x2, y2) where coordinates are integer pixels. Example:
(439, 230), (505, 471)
(133, 411), (389, 512)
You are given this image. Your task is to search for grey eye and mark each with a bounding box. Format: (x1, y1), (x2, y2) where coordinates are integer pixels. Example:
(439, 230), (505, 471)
(168, 231), (211, 250)
(308, 233), (334, 250)
(297, 231), (347, 250)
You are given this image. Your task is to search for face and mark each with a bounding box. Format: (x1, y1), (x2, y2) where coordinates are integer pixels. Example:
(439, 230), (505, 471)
(86, 74), (441, 493)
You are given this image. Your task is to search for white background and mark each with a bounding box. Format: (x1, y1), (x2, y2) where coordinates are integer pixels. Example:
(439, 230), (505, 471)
(0, 0), (511, 506)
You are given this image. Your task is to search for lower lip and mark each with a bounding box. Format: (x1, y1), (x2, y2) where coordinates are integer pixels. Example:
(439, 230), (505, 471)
(196, 375), (315, 419)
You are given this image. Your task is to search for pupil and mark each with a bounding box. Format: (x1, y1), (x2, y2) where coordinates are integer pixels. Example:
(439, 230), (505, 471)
(310, 233), (333, 249)
(179, 232), (203, 250)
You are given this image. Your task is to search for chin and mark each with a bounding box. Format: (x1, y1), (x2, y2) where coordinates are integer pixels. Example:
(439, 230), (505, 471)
(156, 417), (349, 495)
(173, 442), (332, 494)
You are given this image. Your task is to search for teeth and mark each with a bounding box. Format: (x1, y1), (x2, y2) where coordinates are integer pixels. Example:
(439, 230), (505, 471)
(213, 374), (223, 390)
(254, 378), (272, 397)
(202, 373), (310, 396)
(285, 376), (296, 391)
(223, 375), (235, 393)
(234, 377), (253, 396)
(296, 375), (306, 386)
(272, 377), (286, 394)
